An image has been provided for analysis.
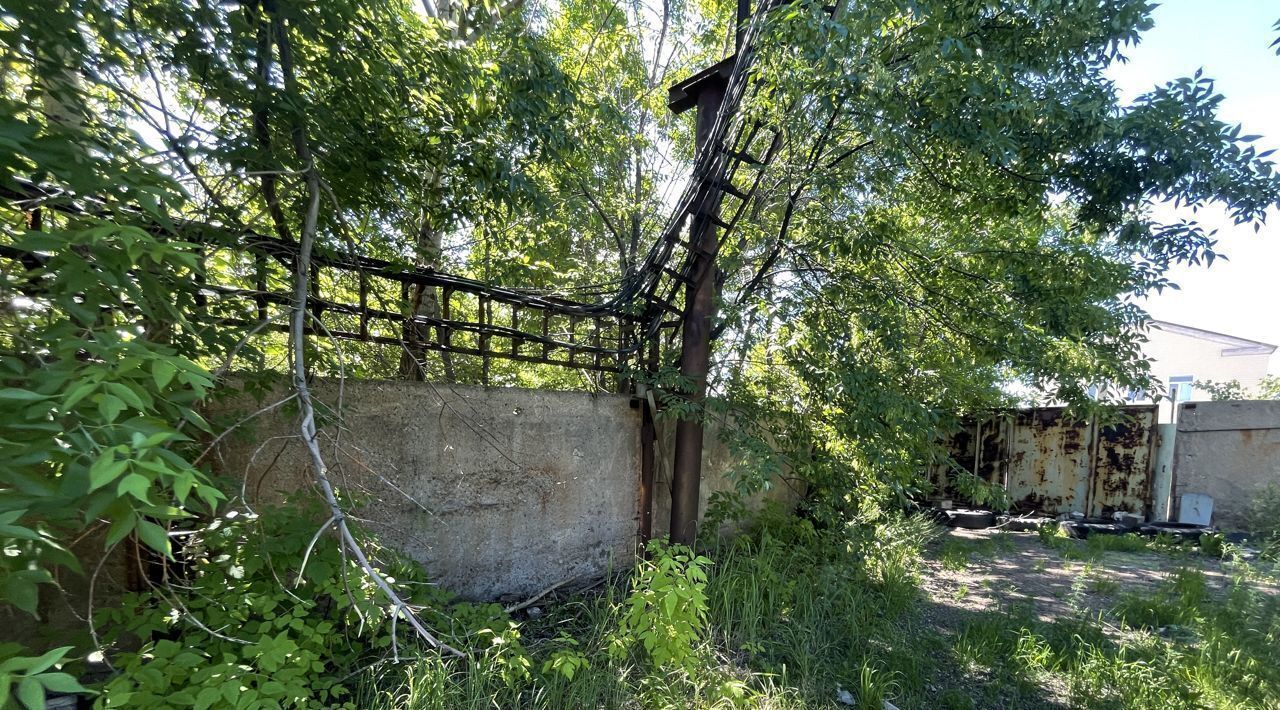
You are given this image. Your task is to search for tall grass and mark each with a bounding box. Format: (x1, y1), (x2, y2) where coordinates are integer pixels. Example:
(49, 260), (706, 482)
(357, 511), (942, 709)
(956, 562), (1280, 708)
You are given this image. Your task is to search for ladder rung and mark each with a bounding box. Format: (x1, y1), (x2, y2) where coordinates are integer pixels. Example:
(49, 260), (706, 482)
(714, 180), (749, 200)
(697, 211), (732, 231)
(720, 147), (764, 166)
(650, 298), (682, 316)
(677, 237), (714, 257)
(662, 265), (693, 284)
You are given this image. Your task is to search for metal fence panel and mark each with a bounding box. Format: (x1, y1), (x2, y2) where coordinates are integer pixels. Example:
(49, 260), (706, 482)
(935, 405), (1157, 517)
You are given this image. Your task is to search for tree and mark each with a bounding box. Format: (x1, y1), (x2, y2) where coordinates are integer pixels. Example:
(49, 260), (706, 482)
(1198, 377), (1280, 401)
(1, 0), (1279, 700)
(702, 0), (1280, 516)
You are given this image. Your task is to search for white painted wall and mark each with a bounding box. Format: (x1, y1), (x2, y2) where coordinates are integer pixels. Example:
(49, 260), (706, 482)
(1141, 322), (1274, 422)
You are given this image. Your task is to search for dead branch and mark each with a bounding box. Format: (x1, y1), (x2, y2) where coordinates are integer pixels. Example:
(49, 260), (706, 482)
(269, 8), (463, 658)
(503, 576), (577, 614)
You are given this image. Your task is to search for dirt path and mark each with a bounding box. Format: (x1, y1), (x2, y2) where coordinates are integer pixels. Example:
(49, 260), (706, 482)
(918, 528), (1242, 626)
(911, 527), (1272, 709)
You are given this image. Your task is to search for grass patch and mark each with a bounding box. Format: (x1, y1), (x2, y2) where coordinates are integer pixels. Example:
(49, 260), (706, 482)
(357, 512), (949, 708)
(955, 561), (1280, 708)
(939, 531), (1016, 570)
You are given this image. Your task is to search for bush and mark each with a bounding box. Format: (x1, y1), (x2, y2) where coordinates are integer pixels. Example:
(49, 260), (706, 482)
(952, 470), (1011, 512)
(95, 502), (438, 708)
(1245, 484), (1280, 557)
(610, 539), (711, 674)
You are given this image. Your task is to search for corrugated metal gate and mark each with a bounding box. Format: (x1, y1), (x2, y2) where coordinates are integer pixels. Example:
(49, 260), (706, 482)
(932, 406), (1157, 517)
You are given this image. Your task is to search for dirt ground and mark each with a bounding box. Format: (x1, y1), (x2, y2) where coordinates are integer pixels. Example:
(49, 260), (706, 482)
(912, 527), (1277, 709)
(918, 528), (1243, 626)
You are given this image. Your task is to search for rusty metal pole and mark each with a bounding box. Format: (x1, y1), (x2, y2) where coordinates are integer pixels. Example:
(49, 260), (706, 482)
(638, 335), (659, 544)
(668, 76), (728, 547)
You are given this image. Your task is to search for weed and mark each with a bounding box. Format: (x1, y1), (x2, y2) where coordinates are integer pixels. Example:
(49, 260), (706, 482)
(952, 470), (1012, 512)
(1085, 533), (1149, 555)
(1088, 574), (1120, 596)
(960, 559), (1280, 709)
(1199, 531), (1227, 558)
(610, 539), (712, 674)
(939, 688), (976, 709)
(1245, 483), (1280, 557)
(939, 531), (1012, 571)
(358, 512), (942, 708)
(939, 538), (974, 570)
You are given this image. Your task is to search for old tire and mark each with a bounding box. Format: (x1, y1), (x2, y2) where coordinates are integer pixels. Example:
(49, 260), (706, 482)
(1005, 516), (1053, 532)
(947, 509), (995, 529)
(1139, 522), (1213, 542)
(1062, 520), (1126, 538)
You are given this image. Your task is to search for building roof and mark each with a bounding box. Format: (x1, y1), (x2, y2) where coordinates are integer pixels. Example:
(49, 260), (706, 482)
(1150, 320), (1277, 356)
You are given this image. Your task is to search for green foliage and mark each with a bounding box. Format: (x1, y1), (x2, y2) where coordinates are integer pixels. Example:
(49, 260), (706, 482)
(540, 635), (590, 682)
(951, 470), (1012, 512)
(610, 539), (712, 674)
(718, 0), (1280, 529)
(359, 511), (943, 708)
(94, 503), (430, 708)
(1085, 533), (1151, 555)
(1197, 376), (1280, 401)
(1245, 484), (1280, 556)
(959, 560), (1280, 709)
(0, 645), (93, 709)
(4, 0), (1280, 704)
(938, 531), (1013, 571)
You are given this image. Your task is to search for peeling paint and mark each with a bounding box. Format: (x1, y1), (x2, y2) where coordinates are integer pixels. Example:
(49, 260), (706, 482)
(935, 406), (1156, 517)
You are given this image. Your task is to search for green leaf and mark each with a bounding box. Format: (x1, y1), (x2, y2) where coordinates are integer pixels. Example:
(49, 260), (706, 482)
(97, 394), (126, 423)
(24, 646), (71, 675)
(62, 381), (98, 410)
(3, 574), (41, 618)
(152, 360), (177, 389)
(16, 676), (42, 710)
(88, 452), (128, 492)
(135, 519), (171, 558)
(0, 389), (48, 402)
(117, 473), (151, 501)
(105, 514), (137, 548)
(36, 672), (88, 694)
(194, 686), (222, 710)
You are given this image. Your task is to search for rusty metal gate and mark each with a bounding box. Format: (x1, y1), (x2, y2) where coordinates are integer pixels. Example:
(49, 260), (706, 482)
(932, 405), (1158, 517)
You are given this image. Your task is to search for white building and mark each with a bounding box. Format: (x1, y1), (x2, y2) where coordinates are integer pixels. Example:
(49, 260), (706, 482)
(1141, 320), (1276, 421)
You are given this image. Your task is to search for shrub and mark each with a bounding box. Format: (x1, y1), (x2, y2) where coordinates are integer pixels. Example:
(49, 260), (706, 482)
(95, 502), (440, 708)
(1245, 484), (1280, 557)
(952, 470), (1011, 512)
(610, 539), (711, 674)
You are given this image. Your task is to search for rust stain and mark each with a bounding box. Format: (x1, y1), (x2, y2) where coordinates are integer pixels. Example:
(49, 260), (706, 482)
(938, 406), (1156, 518)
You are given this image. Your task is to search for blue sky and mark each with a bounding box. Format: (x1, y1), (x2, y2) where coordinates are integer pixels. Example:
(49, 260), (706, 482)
(1108, 0), (1280, 363)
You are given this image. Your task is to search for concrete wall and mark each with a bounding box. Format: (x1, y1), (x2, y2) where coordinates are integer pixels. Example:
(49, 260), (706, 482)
(1171, 400), (1280, 529)
(213, 380), (794, 601)
(214, 380), (641, 601)
(649, 418), (802, 540)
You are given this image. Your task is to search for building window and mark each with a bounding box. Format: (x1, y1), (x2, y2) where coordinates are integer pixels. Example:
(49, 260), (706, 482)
(1168, 375), (1193, 402)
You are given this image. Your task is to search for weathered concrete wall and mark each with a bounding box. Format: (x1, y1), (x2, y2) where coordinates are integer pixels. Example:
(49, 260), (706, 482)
(1172, 400), (1280, 529)
(649, 417), (803, 540)
(214, 380), (641, 601)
